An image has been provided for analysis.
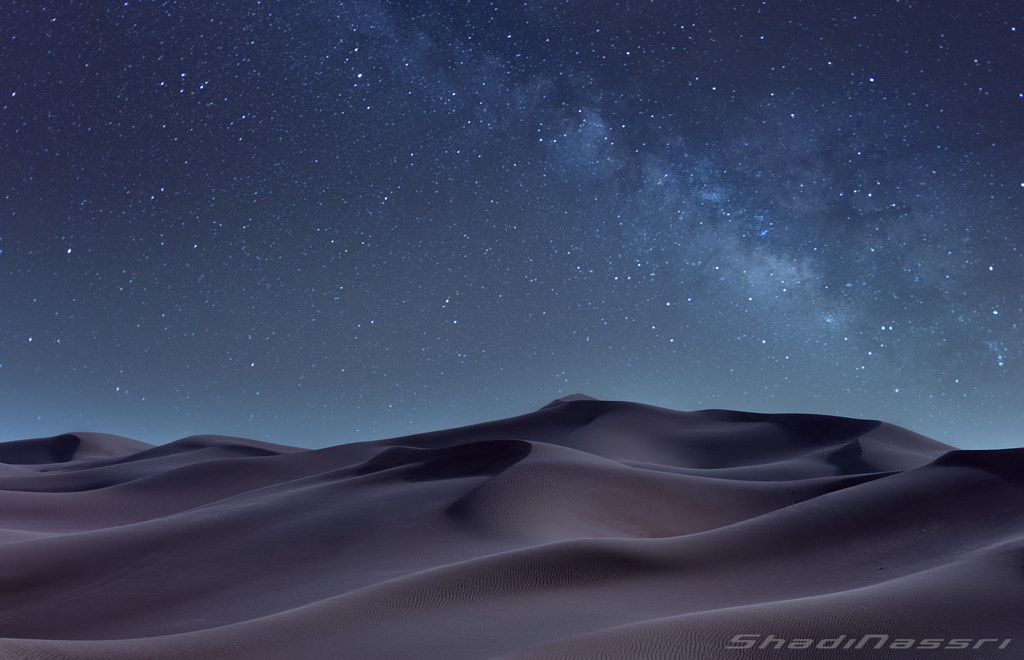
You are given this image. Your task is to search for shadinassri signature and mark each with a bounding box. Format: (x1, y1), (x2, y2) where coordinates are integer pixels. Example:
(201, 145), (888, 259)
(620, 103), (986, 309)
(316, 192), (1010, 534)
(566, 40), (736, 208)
(726, 633), (1012, 652)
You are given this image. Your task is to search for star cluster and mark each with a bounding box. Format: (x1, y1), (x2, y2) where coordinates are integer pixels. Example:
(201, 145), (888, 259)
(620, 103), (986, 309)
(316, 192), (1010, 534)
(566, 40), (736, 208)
(2, 0), (1022, 448)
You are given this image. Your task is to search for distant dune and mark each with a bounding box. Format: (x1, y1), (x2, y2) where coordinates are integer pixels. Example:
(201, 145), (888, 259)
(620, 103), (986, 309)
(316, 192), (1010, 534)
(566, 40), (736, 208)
(1, 396), (1021, 658)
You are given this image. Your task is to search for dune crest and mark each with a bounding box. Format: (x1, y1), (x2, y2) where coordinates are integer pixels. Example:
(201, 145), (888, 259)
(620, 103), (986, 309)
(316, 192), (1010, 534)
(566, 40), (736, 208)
(0, 398), (1019, 659)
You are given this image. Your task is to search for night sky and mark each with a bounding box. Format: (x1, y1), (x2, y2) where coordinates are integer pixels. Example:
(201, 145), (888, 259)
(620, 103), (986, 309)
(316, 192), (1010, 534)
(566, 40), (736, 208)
(2, 1), (1022, 449)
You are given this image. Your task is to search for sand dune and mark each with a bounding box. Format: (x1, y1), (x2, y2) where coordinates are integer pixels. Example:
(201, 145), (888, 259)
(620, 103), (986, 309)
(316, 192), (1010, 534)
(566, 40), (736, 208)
(0, 395), (1021, 658)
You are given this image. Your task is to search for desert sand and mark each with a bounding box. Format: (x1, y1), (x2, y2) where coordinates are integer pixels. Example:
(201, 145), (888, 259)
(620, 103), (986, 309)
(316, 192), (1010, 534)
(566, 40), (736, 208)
(0, 395), (1021, 659)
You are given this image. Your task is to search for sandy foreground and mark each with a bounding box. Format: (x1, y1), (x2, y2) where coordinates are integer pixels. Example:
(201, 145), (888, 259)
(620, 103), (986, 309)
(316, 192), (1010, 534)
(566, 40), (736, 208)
(0, 395), (1021, 659)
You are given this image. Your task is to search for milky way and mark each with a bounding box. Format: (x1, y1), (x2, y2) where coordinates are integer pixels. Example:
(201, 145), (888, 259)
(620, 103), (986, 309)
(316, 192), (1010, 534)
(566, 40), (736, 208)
(2, 1), (1022, 448)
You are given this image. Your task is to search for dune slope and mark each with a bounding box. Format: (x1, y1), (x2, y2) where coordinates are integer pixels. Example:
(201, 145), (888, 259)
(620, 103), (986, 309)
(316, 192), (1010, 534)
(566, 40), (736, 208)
(0, 396), (1021, 659)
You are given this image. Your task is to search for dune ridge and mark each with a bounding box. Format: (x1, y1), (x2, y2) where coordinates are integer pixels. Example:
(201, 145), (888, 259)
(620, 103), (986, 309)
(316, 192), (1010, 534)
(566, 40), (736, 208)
(0, 396), (1021, 658)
